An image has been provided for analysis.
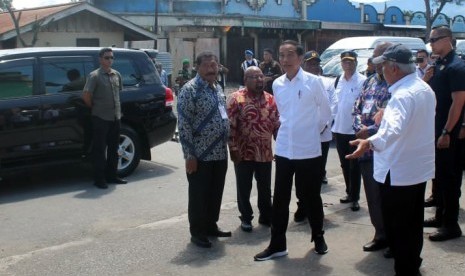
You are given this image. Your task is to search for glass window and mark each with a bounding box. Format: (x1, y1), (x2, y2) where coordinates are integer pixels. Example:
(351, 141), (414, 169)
(0, 59), (34, 99)
(113, 54), (161, 87)
(42, 57), (94, 94)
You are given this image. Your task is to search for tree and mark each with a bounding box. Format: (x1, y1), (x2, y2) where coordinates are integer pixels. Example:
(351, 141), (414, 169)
(0, 0), (50, 47)
(424, 0), (464, 40)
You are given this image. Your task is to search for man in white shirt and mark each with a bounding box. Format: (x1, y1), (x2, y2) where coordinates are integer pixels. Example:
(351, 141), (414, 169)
(347, 44), (436, 276)
(415, 49), (429, 79)
(332, 51), (366, 211)
(254, 40), (332, 261)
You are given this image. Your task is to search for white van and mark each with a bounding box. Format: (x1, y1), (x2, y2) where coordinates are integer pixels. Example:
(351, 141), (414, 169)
(320, 36), (426, 65)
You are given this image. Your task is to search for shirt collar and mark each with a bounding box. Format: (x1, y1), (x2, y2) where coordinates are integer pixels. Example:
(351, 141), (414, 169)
(388, 72), (417, 95)
(195, 74), (217, 91)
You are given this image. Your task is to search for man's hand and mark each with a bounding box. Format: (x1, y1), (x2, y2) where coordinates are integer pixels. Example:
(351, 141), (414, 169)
(423, 65), (435, 83)
(437, 134), (450, 149)
(355, 126), (369, 139)
(346, 139), (370, 159)
(185, 158), (198, 174)
(230, 150), (242, 163)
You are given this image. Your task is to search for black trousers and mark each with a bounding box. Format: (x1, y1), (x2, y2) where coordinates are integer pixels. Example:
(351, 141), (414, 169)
(335, 133), (361, 201)
(91, 116), (120, 182)
(187, 159), (227, 237)
(434, 136), (463, 228)
(270, 155), (324, 250)
(234, 161), (272, 222)
(378, 174), (426, 276)
(321, 141), (330, 178)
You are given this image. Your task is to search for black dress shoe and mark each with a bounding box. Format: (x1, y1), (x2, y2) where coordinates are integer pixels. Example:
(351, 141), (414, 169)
(340, 195), (352, 203)
(294, 207), (306, 223)
(106, 177), (128, 184)
(424, 195), (436, 208)
(423, 217), (441, 228)
(383, 248), (393, 259)
(258, 216), (271, 227)
(429, 227), (462, 242)
(322, 176), (328, 184)
(351, 201), (360, 211)
(207, 228), (232, 237)
(190, 236), (212, 248)
(94, 181), (108, 189)
(363, 239), (388, 252)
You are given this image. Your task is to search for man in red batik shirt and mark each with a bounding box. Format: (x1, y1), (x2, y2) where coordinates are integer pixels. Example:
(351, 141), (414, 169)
(227, 66), (280, 232)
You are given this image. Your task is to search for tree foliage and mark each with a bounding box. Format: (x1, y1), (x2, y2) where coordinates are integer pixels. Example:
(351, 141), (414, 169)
(424, 0), (465, 39)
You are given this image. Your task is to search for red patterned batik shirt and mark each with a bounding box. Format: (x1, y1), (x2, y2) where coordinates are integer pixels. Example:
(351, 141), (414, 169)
(227, 88), (280, 162)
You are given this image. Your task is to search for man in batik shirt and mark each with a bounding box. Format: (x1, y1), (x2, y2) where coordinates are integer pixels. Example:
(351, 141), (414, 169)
(227, 66), (280, 232)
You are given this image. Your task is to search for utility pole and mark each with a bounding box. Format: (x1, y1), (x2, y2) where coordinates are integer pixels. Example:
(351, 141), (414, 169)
(154, 0), (159, 49)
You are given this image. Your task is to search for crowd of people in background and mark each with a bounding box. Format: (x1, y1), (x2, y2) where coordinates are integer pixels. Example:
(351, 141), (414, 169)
(173, 25), (464, 275)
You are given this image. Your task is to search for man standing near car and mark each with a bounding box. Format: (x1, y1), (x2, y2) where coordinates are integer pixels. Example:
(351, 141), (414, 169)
(177, 51), (231, 248)
(332, 51), (366, 211)
(82, 47), (127, 189)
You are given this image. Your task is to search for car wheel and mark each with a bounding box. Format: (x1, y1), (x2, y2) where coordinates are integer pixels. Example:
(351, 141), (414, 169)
(117, 125), (141, 177)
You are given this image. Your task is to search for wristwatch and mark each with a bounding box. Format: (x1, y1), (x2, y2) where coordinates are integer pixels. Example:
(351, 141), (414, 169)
(441, 128), (450, 136)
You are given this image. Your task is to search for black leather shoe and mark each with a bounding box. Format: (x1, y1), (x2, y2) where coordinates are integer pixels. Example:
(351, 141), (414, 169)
(340, 195), (352, 203)
(423, 217), (441, 228)
(351, 201), (360, 211)
(363, 239), (388, 252)
(429, 227), (462, 242)
(190, 236), (212, 248)
(106, 177), (128, 184)
(94, 181), (108, 189)
(258, 216), (271, 227)
(294, 207), (306, 223)
(207, 228), (232, 237)
(424, 195), (436, 208)
(383, 248), (393, 259)
(322, 176), (328, 185)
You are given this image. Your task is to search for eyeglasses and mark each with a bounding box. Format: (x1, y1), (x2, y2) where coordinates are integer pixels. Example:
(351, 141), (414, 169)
(103, 56), (114, 60)
(428, 36), (448, 43)
(246, 75), (264, 80)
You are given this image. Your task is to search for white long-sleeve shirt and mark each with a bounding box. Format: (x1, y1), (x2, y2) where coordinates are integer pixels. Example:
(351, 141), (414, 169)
(320, 75), (336, 142)
(273, 68), (332, 159)
(368, 73), (436, 186)
(331, 72), (366, 134)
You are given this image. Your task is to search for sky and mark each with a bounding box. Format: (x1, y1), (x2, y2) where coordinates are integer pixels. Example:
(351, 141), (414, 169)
(10, 0), (465, 17)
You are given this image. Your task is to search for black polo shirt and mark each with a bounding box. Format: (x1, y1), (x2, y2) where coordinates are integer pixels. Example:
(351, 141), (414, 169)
(428, 50), (465, 138)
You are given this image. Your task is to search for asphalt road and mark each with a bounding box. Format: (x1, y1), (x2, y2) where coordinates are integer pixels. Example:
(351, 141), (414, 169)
(0, 140), (464, 276)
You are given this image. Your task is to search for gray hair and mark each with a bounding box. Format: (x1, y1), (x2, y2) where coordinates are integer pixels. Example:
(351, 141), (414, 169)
(386, 61), (416, 74)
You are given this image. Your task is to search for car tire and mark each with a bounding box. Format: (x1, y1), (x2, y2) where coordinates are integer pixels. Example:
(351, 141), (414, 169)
(117, 125), (141, 177)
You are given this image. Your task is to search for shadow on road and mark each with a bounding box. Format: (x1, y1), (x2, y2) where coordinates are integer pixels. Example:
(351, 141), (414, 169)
(0, 160), (176, 204)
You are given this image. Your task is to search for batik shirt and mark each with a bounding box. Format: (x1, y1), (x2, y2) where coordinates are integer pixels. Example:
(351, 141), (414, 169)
(352, 73), (390, 161)
(177, 75), (230, 161)
(227, 89), (280, 162)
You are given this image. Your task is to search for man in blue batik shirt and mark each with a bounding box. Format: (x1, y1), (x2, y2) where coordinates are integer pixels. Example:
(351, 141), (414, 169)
(177, 51), (231, 249)
(352, 42), (392, 254)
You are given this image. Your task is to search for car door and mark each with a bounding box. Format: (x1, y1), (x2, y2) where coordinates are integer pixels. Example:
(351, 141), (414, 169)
(39, 55), (96, 158)
(0, 57), (44, 165)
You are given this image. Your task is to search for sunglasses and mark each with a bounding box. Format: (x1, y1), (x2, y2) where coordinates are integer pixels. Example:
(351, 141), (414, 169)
(428, 36), (448, 43)
(103, 56), (114, 60)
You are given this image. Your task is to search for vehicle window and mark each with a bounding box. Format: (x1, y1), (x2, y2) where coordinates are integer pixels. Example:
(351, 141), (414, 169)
(0, 58), (34, 99)
(42, 57), (94, 94)
(112, 56), (141, 87)
(113, 54), (161, 86)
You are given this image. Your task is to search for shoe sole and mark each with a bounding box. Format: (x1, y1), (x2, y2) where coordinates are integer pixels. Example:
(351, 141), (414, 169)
(314, 248), (329, 255)
(254, 250), (288, 261)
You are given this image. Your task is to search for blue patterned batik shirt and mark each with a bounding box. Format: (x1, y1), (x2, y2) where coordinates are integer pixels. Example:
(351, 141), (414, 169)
(177, 75), (230, 161)
(352, 73), (391, 161)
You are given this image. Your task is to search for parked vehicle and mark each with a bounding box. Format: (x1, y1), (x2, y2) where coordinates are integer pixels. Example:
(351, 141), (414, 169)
(0, 47), (176, 177)
(320, 36), (426, 66)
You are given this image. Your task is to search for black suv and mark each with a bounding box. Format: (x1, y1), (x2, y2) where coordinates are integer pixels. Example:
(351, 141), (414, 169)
(0, 47), (176, 177)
